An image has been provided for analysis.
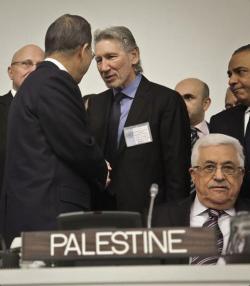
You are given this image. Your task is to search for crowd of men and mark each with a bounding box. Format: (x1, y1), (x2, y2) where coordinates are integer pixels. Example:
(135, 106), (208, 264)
(0, 14), (250, 265)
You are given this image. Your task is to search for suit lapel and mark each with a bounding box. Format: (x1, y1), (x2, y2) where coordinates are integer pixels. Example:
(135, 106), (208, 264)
(234, 105), (246, 143)
(172, 196), (192, 227)
(94, 91), (113, 151)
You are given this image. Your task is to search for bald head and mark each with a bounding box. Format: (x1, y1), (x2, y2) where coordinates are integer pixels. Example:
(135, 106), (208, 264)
(175, 78), (211, 126)
(8, 44), (44, 90)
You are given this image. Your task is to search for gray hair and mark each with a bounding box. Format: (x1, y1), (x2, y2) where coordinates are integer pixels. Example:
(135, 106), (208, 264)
(191, 134), (244, 167)
(94, 26), (143, 74)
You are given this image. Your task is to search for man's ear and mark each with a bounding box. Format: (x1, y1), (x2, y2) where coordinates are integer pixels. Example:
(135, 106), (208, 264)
(203, 97), (211, 112)
(8, 66), (14, 80)
(189, 167), (196, 184)
(80, 43), (90, 57)
(129, 47), (140, 65)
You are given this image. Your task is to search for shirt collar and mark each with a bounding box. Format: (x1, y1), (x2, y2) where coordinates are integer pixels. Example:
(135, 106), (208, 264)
(191, 195), (235, 217)
(113, 73), (142, 99)
(245, 106), (250, 114)
(11, 88), (16, 97)
(194, 120), (209, 136)
(45, 58), (68, 73)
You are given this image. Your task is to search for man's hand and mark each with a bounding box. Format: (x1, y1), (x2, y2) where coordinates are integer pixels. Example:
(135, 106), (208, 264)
(105, 160), (112, 187)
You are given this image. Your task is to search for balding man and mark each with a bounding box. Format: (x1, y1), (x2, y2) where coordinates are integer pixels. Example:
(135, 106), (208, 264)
(0, 44), (44, 195)
(175, 78), (211, 139)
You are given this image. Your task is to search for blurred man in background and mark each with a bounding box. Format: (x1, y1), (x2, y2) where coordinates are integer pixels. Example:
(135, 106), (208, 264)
(0, 44), (44, 197)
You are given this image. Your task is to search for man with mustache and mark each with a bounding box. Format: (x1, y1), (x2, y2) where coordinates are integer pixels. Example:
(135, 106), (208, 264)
(87, 26), (190, 212)
(210, 44), (250, 199)
(153, 133), (250, 264)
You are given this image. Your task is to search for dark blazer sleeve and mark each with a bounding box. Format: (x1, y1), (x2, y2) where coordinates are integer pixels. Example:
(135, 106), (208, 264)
(37, 72), (107, 188)
(160, 90), (191, 201)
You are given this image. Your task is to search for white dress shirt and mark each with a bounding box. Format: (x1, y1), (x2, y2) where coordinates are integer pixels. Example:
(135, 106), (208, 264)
(244, 107), (250, 134)
(190, 195), (235, 264)
(194, 120), (209, 138)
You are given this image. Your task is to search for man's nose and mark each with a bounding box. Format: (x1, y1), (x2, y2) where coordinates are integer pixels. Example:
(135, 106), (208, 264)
(99, 59), (110, 72)
(213, 167), (225, 181)
(228, 73), (238, 87)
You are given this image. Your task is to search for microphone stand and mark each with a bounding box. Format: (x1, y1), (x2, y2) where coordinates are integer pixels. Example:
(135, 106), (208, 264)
(147, 183), (158, 228)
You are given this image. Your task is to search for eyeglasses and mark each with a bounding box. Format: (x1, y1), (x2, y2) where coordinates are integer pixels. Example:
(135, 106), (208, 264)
(11, 59), (41, 69)
(193, 164), (244, 176)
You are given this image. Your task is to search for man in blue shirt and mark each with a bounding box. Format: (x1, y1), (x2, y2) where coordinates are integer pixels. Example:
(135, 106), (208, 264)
(87, 26), (190, 212)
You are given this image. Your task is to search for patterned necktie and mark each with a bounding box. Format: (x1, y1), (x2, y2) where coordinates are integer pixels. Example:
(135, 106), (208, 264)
(191, 127), (199, 150)
(191, 209), (224, 265)
(105, 92), (125, 164)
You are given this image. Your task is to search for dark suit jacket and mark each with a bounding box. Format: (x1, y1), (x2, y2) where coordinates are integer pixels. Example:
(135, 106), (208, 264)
(210, 105), (250, 198)
(87, 75), (191, 213)
(152, 195), (250, 264)
(1, 61), (108, 246)
(0, 92), (13, 196)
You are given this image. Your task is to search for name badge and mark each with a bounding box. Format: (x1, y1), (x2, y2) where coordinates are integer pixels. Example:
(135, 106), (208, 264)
(124, 122), (152, 147)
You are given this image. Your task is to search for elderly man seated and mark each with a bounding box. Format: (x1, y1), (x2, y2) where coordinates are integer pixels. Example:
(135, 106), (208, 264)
(153, 133), (250, 264)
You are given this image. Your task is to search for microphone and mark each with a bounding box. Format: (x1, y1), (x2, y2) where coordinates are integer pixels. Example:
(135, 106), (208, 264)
(147, 183), (159, 228)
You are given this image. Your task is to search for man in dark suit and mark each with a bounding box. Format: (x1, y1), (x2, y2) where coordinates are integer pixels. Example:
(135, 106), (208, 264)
(210, 44), (250, 199)
(1, 14), (108, 247)
(87, 26), (190, 213)
(175, 78), (211, 194)
(153, 134), (249, 264)
(0, 44), (44, 196)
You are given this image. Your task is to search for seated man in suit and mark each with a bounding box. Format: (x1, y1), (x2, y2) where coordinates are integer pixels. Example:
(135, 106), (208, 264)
(0, 44), (44, 196)
(153, 133), (250, 264)
(175, 78), (211, 141)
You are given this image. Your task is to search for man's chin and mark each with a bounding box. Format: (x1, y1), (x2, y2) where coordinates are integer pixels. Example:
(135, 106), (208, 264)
(206, 197), (235, 209)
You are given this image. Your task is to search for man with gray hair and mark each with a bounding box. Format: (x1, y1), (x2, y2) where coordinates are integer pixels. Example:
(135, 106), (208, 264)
(87, 26), (190, 212)
(153, 133), (250, 264)
(1, 14), (108, 247)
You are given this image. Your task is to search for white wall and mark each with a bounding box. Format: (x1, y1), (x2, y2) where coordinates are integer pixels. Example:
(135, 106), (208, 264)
(0, 0), (249, 120)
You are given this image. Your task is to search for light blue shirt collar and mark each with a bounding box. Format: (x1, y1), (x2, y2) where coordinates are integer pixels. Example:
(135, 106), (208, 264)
(113, 74), (142, 99)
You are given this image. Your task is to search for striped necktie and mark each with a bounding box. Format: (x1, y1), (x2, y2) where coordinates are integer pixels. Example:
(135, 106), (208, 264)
(191, 127), (199, 149)
(191, 209), (224, 265)
(190, 127), (199, 193)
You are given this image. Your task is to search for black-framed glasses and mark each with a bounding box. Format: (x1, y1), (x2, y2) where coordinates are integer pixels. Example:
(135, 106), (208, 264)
(11, 59), (41, 69)
(192, 163), (244, 176)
